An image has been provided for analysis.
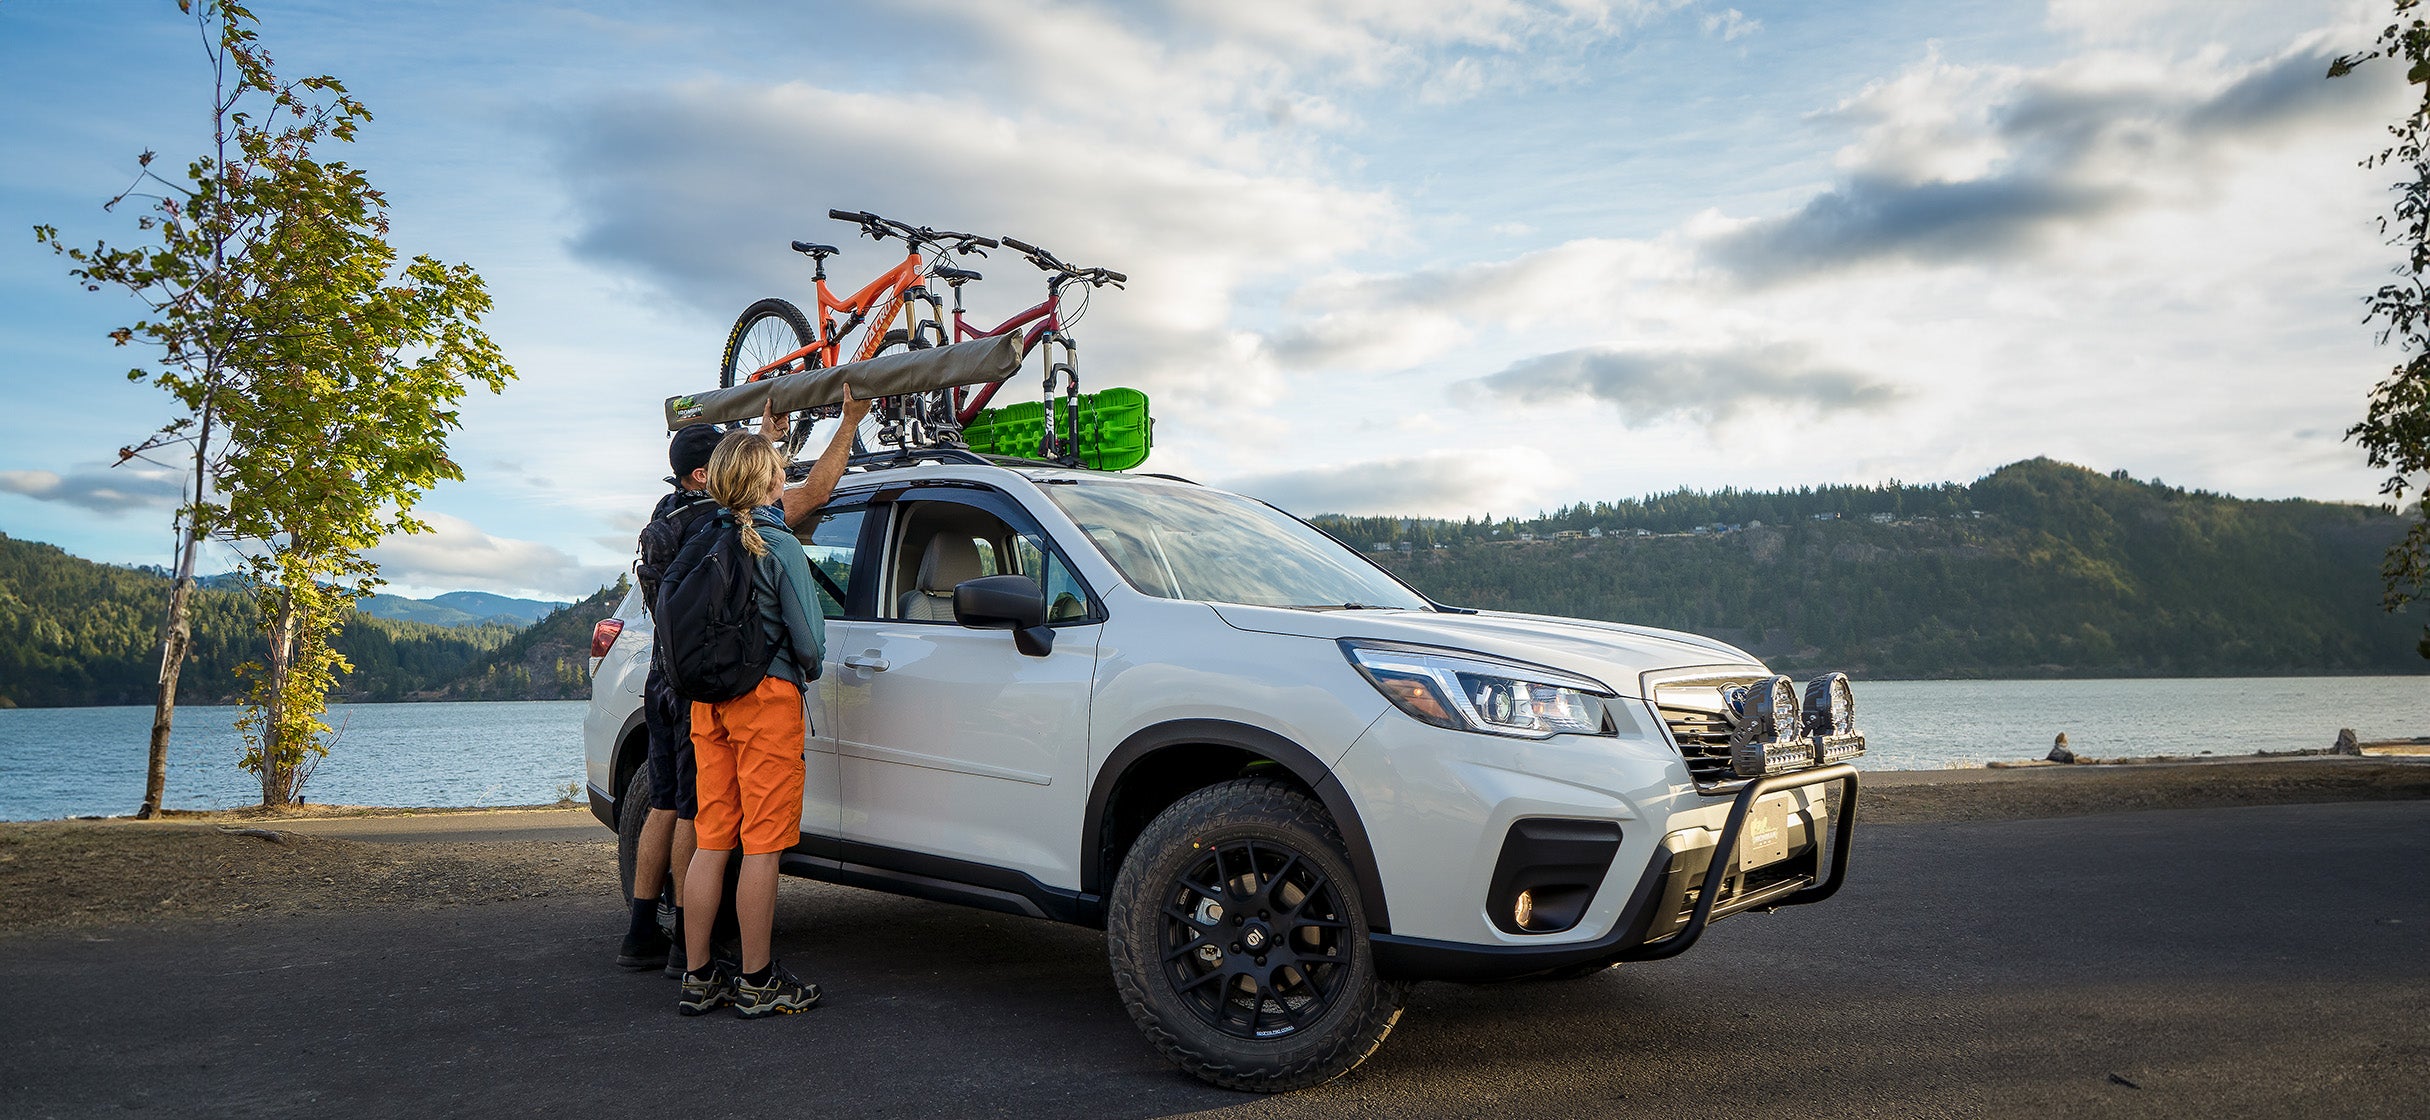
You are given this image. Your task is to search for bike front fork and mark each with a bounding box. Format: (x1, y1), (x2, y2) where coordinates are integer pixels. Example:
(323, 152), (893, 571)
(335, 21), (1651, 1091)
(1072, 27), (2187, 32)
(1041, 334), (1080, 462)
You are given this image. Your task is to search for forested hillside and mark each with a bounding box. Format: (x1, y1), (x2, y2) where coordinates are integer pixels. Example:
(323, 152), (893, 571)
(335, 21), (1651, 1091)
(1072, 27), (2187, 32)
(1318, 459), (2426, 678)
(431, 584), (625, 701)
(0, 532), (601, 707)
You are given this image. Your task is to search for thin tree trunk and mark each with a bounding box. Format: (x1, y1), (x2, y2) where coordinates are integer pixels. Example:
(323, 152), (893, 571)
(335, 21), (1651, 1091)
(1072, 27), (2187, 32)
(137, 415), (212, 820)
(138, 573), (194, 819)
(261, 588), (297, 807)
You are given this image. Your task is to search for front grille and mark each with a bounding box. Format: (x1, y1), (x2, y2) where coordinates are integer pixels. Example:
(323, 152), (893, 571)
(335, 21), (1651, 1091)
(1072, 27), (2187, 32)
(1656, 703), (1739, 785)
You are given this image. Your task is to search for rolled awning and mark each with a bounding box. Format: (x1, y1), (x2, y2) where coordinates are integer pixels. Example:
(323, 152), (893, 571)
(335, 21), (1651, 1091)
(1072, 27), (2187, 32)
(664, 331), (1024, 431)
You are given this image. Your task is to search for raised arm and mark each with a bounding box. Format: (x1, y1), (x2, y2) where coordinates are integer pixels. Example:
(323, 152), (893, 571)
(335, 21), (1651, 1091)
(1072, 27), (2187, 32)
(778, 386), (873, 528)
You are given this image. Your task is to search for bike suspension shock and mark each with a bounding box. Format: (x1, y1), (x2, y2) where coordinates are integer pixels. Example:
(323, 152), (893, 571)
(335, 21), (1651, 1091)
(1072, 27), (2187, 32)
(1040, 336), (1081, 462)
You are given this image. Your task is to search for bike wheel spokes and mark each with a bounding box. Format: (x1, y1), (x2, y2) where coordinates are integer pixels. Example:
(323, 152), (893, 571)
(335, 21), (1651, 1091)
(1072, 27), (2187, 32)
(718, 298), (817, 390)
(738, 317), (809, 381)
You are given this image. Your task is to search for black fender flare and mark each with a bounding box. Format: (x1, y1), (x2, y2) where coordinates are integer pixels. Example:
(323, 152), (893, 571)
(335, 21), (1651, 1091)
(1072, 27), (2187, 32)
(602, 705), (648, 828)
(1082, 718), (1392, 932)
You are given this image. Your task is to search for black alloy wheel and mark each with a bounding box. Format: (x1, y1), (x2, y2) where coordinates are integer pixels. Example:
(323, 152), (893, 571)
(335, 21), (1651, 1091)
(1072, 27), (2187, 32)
(1160, 838), (1351, 1040)
(1107, 777), (1407, 1092)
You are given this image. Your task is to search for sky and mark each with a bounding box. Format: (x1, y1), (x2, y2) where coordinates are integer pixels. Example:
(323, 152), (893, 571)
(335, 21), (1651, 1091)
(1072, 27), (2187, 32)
(0, 0), (2413, 599)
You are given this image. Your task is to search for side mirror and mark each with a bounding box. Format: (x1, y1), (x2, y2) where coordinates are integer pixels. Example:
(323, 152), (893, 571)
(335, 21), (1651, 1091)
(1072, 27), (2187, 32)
(953, 574), (1054, 656)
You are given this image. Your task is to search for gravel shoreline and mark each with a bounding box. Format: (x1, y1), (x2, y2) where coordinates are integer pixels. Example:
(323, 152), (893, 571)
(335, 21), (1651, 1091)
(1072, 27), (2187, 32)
(4, 757), (2423, 940)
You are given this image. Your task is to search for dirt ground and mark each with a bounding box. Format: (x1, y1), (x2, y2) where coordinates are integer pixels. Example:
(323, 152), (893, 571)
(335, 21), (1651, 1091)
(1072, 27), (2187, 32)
(0, 817), (614, 937)
(4, 757), (2423, 940)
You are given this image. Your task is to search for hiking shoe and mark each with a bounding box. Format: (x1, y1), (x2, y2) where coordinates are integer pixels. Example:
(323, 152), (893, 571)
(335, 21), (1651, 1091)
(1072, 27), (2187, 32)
(677, 964), (733, 1016)
(732, 962), (821, 1018)
(618, 923), (672, 970)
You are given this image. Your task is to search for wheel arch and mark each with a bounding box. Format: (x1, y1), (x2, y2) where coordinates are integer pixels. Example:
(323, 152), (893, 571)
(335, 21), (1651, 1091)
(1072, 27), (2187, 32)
(606, 706), (648, 828)
(1083, 719), (1392, 932)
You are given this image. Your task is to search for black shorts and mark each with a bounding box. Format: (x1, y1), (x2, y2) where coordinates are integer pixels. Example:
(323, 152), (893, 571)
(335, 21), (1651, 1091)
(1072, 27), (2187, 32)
(642, 664), (697, 819)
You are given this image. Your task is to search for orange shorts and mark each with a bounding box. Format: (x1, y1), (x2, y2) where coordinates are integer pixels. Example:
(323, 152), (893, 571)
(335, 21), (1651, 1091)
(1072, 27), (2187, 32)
(690, 676), (806, 856)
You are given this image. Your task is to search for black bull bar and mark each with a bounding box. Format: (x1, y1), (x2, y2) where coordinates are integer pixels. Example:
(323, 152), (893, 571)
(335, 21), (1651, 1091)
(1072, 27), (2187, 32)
(1620, 762), (1861, 961)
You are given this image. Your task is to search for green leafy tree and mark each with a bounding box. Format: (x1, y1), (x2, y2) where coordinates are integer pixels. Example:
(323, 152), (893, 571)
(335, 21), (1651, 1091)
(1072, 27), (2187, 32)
(2333, 1), (2430, 657)
(35, 1), (514, 807)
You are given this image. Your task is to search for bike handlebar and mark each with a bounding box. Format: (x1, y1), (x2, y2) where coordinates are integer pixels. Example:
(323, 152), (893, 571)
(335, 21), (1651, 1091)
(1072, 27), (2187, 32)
(999, 235), (1124, 287)
(829, 210), (995, 256)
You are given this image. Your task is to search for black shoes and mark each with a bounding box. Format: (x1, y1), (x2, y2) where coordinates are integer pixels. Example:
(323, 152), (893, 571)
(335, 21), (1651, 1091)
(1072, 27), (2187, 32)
(731, 962), (822, 1018)
(617, 922), (673, 970)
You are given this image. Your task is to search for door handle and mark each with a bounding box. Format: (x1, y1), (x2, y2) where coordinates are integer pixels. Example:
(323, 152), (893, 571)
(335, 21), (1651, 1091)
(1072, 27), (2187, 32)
(842, 654), (890, 672)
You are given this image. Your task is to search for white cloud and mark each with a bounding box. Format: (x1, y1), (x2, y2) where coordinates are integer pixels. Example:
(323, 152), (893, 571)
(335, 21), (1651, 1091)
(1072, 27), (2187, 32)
(1222, 447), (1570, 517)
(1702, 8), (1760, 42)
(1467, 342), (1904, 426)
(367, 512), (620, 599)
(0, 465), (185, 516)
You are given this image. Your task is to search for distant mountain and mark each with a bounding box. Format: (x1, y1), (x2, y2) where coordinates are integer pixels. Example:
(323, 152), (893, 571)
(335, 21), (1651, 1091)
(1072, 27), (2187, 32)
(1318, 458), (2430, 678)
(0, 532), (607, 708)
(423, 584), (627, 701)
(359, 590), (570, 628)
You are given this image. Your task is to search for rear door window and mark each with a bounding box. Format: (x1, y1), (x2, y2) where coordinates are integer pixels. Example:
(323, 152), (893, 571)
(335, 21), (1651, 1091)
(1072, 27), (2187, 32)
(799, 504), (867, 619)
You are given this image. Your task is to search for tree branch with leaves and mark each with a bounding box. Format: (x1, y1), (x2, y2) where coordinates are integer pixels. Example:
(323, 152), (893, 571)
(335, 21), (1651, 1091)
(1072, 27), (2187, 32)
(2333, 0), (2430, 658)
(35, 0), (515, 807)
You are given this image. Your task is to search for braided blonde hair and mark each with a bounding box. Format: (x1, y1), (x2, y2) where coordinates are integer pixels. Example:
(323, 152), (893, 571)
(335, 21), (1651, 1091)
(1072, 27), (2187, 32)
(705, 429), (783, 557)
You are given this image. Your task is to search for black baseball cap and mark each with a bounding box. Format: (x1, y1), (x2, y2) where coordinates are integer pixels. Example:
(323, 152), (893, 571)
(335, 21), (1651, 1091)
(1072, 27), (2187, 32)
(669, 424), (724, 478)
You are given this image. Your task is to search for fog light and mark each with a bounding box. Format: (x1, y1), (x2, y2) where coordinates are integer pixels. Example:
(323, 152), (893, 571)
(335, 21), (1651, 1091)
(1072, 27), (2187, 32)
(1514, 889), (1535, 929)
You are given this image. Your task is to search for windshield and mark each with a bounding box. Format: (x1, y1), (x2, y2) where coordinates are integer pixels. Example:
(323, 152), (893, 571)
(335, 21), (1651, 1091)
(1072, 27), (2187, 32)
(1042, 481), (1433, 611)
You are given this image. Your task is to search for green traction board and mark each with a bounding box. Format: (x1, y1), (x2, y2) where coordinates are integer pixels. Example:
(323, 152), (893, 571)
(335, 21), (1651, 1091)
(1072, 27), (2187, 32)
(963, 387), (1152, 471)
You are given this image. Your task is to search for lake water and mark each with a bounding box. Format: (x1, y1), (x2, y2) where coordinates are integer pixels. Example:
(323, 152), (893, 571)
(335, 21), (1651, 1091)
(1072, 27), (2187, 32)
(0, 701), (589, 822)
(0, 678), (2421, 821)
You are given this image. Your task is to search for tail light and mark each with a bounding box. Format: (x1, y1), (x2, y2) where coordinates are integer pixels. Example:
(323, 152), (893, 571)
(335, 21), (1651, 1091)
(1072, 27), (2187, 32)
(590, 618), (625, 659)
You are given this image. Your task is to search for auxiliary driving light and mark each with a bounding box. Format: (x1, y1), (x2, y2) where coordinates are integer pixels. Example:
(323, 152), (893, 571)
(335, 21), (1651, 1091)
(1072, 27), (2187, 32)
(1804, 672), (1866, 766)
(1802, 672), (1854, 738)
(1729, 675), (1808, 779)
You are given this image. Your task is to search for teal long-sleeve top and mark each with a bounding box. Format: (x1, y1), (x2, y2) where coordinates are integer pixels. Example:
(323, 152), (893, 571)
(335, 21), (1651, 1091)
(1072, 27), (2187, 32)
(746, 505), (826, 688)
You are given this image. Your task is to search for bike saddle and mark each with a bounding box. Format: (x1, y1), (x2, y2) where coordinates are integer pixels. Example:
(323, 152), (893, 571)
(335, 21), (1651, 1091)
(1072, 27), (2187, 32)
(932, 264), (982, 283)
(790, 240), (839, 257)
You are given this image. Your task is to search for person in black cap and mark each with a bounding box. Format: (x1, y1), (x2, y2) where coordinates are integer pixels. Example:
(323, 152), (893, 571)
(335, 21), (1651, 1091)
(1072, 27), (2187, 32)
(615, 419), (727, 970)
(617, 390), (871, 976)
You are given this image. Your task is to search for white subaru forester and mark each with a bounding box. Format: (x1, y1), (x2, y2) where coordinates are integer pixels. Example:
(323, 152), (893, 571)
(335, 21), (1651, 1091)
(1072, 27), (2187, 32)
(584, 450), (1863, 1091)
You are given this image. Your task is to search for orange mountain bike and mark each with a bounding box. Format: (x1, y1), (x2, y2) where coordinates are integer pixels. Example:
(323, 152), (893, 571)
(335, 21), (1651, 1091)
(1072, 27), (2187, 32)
(718, 209), (993, 453)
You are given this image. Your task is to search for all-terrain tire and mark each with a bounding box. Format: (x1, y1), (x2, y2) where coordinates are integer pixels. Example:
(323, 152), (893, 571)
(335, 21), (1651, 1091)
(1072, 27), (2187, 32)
(1106, 777), (1409, 1092)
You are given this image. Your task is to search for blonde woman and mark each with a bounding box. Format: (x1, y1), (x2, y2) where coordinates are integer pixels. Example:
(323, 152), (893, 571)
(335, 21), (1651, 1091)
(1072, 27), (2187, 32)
(677, 428), (829, 1018)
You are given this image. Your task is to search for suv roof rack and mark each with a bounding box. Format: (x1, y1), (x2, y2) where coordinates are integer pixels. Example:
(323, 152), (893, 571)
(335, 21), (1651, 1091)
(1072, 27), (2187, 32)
(830, 445), (1085, 474)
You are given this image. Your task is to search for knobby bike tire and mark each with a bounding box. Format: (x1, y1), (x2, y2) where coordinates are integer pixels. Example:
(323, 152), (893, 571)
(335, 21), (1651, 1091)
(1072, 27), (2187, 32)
(718, 297), (817, 390)
(718, 297), (851, 457)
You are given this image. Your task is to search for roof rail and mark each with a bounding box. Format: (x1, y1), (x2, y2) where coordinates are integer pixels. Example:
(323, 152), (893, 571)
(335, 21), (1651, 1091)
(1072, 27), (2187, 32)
(845, 446), (994, 470)
(829, 443), (1108, 474)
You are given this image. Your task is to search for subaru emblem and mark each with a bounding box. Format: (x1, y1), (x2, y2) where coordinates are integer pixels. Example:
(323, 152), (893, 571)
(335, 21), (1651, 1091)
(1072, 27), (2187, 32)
(1722, 684), (1750, 718)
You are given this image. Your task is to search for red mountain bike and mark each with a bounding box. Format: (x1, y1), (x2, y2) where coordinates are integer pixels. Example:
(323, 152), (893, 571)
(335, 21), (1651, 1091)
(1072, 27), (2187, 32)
(941, 236), (1125, 432)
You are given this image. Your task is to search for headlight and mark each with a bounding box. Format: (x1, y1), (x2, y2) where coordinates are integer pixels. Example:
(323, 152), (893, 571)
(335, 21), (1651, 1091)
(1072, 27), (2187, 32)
(1341, 640), (1616, 739)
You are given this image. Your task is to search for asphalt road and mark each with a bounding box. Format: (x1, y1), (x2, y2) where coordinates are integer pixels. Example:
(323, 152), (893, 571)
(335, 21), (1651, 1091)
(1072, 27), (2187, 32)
(5, 800), (2425, 1119)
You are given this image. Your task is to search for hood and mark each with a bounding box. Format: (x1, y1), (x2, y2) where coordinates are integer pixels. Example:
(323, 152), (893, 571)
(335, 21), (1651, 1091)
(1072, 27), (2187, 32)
(1208, 604), (1761, 698)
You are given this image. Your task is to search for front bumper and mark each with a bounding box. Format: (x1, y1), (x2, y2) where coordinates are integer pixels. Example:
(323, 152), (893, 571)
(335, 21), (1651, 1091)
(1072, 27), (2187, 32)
(1370, 763), (1860, 981)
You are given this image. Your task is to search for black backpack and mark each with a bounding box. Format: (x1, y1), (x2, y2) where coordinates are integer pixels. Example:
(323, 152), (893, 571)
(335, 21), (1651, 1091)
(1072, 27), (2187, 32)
(654, 510), (775, 703)
(635, 491), (719, 619)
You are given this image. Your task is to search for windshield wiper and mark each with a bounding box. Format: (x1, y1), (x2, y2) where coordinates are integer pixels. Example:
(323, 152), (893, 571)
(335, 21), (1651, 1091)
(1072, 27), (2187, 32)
(1286, 602), (1409, 611)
